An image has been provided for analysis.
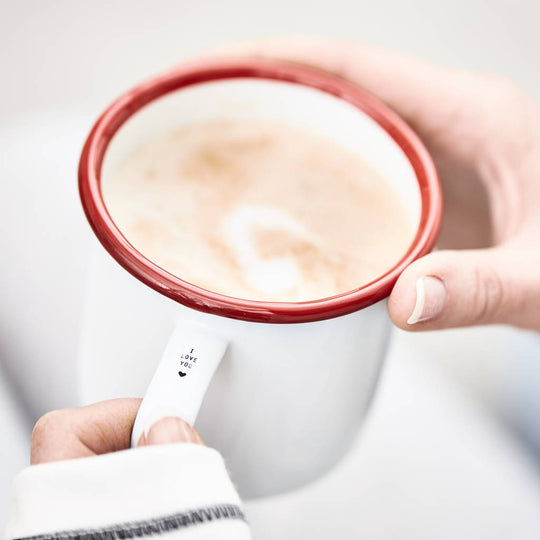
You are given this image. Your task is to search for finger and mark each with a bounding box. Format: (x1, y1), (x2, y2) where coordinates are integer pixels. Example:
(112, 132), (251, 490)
(212, 36), (495, 164)
(388, 246), (540, 331)
(136, 417), (204, 447)
(31, 398), (141, 464)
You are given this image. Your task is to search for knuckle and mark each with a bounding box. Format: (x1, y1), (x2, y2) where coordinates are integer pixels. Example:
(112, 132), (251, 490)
(474, 74), (536, 157)
(470, 265), (505, 324)
(479, 73), (520, 97)
(31, 409), (69, 446)
(475, 73), (526, 107)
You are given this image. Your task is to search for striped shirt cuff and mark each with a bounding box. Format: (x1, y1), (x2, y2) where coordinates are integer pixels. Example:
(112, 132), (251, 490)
(5, 444), (250, 540)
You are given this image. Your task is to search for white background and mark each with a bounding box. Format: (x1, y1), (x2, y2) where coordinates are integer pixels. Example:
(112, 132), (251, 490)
(1, 0), (540, 537)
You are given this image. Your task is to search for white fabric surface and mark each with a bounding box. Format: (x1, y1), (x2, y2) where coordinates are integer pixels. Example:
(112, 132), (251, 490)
(5, 444), (250, 540)
(245, 330), (540, 539)
(0, 369), (30, 524)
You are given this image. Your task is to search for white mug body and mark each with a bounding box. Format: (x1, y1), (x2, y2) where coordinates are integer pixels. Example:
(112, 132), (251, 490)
(79, 247), (389, 498)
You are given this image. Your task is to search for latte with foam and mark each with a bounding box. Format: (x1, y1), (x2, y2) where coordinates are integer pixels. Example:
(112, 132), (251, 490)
(103, 120), (415, 301)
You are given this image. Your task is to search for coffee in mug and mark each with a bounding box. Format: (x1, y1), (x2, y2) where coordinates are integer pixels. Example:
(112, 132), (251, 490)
(103, 119), (414, 301)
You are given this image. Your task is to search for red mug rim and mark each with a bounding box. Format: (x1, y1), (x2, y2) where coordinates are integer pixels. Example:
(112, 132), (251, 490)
(78, 57), (442, 324)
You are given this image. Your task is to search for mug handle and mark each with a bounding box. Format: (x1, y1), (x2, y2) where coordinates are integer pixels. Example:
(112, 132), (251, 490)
(130, 320), (228, 447)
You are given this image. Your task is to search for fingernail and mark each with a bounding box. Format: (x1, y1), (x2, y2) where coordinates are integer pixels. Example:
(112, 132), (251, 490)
(407, 276), (446, 325)
(145, 417), (200, 445)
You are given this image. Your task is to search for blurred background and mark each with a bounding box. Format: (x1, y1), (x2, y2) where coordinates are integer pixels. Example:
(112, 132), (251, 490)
(1, 0), (540, 537)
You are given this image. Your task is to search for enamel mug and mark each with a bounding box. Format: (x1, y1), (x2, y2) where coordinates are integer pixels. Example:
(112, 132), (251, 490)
(78, 58), (441, 498)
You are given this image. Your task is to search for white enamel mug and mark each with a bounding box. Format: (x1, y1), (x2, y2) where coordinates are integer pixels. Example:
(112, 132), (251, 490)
(78, 58), (442, 498)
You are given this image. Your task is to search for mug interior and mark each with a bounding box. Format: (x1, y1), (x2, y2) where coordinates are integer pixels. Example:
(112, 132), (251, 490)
(79, 59), (441, 323)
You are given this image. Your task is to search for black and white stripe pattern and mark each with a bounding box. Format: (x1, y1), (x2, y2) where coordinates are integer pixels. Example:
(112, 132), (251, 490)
(14, 504), (246, 540)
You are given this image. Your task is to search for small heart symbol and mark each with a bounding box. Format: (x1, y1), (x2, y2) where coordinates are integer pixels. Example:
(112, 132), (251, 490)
(178, 371), (187, 377)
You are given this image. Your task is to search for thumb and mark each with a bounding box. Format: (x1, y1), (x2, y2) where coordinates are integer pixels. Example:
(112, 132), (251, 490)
(137, 417), (204, 447)
(388, 247), (534, 330)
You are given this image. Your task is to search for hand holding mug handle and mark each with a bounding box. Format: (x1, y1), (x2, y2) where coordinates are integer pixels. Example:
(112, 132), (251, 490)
(213, 37), (540, 332)
(131, 321), (228, 448)
(31, 400), (203, 465)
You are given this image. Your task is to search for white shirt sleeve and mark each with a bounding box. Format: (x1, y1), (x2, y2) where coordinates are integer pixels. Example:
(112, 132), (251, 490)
(5, 444), (251, 540)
